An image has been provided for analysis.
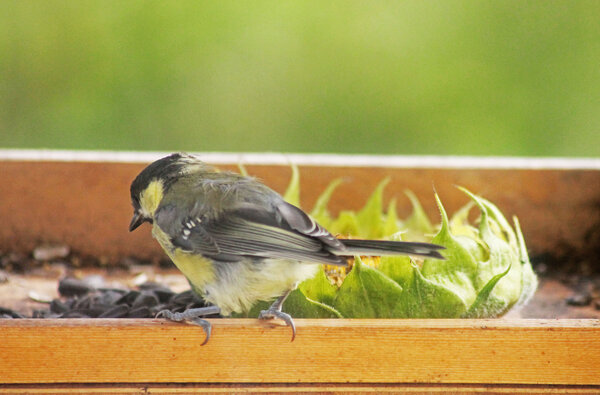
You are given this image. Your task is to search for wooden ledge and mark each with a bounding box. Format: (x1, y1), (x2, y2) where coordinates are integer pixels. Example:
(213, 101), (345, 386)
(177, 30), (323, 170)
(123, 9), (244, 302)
(1, 318), (599, 385)
(1, 151), (599, 260)
(1, 383), (600, 394)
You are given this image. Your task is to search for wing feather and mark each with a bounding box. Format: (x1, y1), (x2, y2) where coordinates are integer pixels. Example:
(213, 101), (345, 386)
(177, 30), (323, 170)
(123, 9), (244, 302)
(206, 217), (345, 265)
(155, 176), (347, 265)
(157, 203), (346, 266)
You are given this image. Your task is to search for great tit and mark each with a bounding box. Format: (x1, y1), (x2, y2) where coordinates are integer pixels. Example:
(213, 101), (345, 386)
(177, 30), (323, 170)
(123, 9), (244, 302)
(129, 153), (444, 343)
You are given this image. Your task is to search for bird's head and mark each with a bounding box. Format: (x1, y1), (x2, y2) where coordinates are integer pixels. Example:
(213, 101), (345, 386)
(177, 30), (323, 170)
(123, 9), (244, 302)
(129, 152), (210, 231)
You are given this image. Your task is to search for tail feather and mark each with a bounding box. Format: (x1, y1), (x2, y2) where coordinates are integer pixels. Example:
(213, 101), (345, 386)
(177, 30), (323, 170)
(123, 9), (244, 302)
(336, 239), (445, 260)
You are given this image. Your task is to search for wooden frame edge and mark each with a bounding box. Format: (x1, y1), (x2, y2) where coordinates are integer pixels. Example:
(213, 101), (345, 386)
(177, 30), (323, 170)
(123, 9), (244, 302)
(1, 318), (599, 385)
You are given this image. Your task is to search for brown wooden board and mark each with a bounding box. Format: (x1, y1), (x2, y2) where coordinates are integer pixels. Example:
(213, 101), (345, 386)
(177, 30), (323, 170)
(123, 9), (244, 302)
(0, 151), (599, 264)
(1, 383), (600, 393)
(0, 319), (599, 386)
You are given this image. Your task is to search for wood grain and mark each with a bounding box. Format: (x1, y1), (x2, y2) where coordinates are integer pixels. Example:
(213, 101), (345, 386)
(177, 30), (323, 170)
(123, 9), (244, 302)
(1, 383), (600, 394)
(1, 319), (599, 385)
(0, 154), (599, 262)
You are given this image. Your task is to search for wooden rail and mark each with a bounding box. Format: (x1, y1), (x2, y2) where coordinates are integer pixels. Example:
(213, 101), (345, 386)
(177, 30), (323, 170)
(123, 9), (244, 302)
(1, 151), (599, 262)
(1, 319), (599, 387)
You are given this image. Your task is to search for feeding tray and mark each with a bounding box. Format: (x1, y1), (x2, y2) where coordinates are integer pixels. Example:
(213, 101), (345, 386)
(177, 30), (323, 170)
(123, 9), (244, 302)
(0, 150), (599, 393)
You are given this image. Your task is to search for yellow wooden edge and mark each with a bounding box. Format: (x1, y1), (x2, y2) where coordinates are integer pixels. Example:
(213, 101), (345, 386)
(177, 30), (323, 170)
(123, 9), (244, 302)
(1, 383), (599, 394)
(1, 318), (599, 385)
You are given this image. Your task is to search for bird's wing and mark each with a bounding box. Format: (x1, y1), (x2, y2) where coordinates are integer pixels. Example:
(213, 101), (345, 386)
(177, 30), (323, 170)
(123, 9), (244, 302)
(274, 201), (345, 250)
(154, 204), (222, 256)
(155, 200), (346, 265)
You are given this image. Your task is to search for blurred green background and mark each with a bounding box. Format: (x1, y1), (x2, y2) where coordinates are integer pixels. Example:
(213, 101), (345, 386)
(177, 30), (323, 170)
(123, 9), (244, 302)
(1, 1), (599, 156)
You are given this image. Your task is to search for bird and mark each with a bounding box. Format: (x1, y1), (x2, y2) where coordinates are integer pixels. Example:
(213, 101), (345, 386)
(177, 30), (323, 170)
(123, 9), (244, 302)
(129, 153), (445, 344)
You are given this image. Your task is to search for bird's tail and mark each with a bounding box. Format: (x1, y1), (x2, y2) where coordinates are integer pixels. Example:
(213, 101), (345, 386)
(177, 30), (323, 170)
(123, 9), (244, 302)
(336, 239), (445, 260)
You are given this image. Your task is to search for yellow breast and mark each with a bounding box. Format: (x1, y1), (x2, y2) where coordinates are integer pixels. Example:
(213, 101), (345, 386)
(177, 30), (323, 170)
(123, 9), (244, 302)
(152, 224), (216, 289)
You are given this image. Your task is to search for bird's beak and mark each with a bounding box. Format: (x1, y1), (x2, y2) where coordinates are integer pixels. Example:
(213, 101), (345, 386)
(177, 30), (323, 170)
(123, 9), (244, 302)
(129, 212), (145, 232)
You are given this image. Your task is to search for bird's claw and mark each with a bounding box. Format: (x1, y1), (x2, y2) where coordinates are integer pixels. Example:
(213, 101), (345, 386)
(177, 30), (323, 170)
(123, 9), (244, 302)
(258, 308), (296, 342)
(156, 308), (213, 345)
(190, 317), (212, 346)
(156, 309), (184, 321)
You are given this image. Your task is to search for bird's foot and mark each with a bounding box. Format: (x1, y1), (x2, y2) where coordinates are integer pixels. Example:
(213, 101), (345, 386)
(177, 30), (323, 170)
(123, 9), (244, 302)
(258, 308), (296, 342)
(156, 306), (220, 346)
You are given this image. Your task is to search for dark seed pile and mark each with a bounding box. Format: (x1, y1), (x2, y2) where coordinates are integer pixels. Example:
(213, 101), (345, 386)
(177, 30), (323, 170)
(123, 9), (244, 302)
(0, 277), (220, 319)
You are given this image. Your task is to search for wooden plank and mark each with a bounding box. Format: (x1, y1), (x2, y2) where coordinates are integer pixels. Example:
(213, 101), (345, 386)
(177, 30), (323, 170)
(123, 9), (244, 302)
(0, 153), (599, 262)
(1, 319), (599, 385)
(1, 383), (599, 394)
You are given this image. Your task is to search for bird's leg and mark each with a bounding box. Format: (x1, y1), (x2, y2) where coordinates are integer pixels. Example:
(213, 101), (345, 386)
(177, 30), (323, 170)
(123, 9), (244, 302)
(156, 305), (221, 346)
(258, 288), (296, 341)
